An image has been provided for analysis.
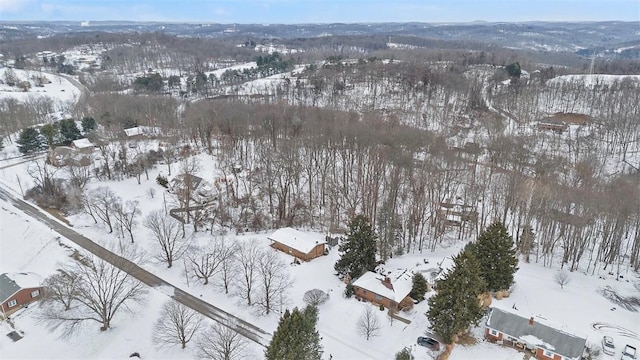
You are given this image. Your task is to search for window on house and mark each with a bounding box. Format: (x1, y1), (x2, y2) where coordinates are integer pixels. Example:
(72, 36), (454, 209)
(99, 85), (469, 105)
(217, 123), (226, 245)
(543, 350), (553, 358)
(7, 299), (17, 308)
(489, 329), (498, 336)
(31, 289), (40, 298)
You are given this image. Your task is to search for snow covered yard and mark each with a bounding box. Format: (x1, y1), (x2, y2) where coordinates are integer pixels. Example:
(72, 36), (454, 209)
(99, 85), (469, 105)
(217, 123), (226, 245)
(0, 68), (81, 106)
(0, 195), (208, 359)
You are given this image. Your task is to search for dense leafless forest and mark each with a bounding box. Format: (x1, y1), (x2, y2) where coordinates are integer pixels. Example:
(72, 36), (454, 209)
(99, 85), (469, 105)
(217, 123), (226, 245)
(1, 29), (639, 276)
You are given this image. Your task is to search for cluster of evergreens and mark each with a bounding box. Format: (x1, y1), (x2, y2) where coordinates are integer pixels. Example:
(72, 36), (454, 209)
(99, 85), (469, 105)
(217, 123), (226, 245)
(16, 117), (95, 154)
(427, 222), (518, 344)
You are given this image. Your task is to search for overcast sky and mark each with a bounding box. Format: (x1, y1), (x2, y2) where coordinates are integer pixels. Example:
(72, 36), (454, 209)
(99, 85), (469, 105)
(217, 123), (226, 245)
(1, 0), (638, 23)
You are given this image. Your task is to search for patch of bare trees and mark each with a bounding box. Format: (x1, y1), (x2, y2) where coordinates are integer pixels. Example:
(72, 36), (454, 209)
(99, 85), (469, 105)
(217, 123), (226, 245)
(40, 247), (147, 334)
(188, 237), (237, 285)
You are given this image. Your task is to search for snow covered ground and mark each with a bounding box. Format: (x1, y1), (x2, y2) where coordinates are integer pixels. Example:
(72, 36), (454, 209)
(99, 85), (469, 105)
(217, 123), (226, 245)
(0, 68), (81, 106)
(0, 61), (638, 359)
(1, 136), (640, 359)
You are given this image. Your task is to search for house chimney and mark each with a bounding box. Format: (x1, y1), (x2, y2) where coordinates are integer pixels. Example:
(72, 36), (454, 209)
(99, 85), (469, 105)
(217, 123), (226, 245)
(382, 277), (393, 290)
(529, 317), (534, 326)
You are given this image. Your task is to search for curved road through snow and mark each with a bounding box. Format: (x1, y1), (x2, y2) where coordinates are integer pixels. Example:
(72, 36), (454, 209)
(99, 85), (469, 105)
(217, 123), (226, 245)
(0, 185), (271, 347)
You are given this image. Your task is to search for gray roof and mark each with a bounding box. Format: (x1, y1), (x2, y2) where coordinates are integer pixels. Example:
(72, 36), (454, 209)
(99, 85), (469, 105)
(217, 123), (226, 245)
(0, 273), (21, 303)
(487, 307), (586, 359)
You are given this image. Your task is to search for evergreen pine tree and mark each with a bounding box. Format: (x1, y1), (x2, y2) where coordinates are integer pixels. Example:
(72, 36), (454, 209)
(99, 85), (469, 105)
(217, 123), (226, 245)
(58, 119), (82, 144)
(40, 123), (59, 148)
(16, 127), (44, 154)
(81, 117), (97, 133)
(473, 222), (519, 292)
(410, 272), (429, 301)
(265, 306), (322, 360)
(426, 249), (486, 344)
(334, 215), (377, 279)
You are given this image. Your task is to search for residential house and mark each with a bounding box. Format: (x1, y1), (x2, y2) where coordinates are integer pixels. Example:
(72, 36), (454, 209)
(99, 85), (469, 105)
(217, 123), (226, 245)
(48, 145), (93, 167)
(352, 270), (414, 312)
(123, 126), (160, 140)
(268, 227), (326, 261)
(71, 138), (95, 153)
(0, 273), (44, 318)
(170, 173), (215, 203)
(485, 307), (587, 360)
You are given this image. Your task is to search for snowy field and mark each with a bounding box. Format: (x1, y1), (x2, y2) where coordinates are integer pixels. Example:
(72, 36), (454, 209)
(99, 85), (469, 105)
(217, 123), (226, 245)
(0, 68), (81, 105)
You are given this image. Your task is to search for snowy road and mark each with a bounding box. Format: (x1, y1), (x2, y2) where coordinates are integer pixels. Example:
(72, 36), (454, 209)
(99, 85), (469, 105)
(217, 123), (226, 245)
(0, 185), (272, 347)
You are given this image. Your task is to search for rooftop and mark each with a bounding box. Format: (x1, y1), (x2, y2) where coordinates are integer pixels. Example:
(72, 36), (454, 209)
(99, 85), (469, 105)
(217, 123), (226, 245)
(268, 227), (326, 254)
(486, 307), (586, 359)
(352, 269), (413, 303)
(71, 138), (94, 149)
(0, 273), (43, 303)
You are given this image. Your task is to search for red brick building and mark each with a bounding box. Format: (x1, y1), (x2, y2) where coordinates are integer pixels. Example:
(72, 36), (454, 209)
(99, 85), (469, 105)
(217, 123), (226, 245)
(268, 227), (326, 261)
(0, 273), (44, 318)
(352, 270), (414, 312)
(485, 307), (586, 360)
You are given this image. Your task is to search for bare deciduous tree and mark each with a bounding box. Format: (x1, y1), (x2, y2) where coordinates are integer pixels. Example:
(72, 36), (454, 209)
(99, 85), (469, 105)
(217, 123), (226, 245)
(65, 162), (92, 191)
(357, 306), (381, 340)
(40, 246), (147, 334)
(84, 186), (120, 233)
(256, 250), (291, 315)
(196, 321), (250, 360)
(235, 240), (260, 306)
(26, 159), (66, 208)
(114, 200), (141, 243)
(144, 210), (189, 268)
(554, 269), (571, 289)
(303, 289), (329, 307)
(152, 300), (203, 349)
(189, 237), (237, 285)
(42, 269), (80, 311)
(219, 243), (238, 295)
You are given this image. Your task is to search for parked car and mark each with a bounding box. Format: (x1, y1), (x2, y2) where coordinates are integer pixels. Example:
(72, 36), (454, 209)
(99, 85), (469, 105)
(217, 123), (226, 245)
(602, 336), (615, 355)
(621, 345), (637, 360)
(417, 336), (440, 351)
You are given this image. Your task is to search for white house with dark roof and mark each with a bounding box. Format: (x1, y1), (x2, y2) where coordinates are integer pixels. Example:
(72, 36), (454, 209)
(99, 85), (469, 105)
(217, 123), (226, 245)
(268, 227), (326, 261)
(0, 273), (44, 318)
(485, 307), (587, 360)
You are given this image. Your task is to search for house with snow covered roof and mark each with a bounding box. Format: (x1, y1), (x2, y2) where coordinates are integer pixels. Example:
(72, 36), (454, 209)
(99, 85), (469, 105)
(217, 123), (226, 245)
(123, 126), (160, 139)
(268, 227), (326, 261)
(352, 270), (414, 312)
(485, 307), (586, 360)
(0, 273), (44, 318)
(71, 138), (95, 152)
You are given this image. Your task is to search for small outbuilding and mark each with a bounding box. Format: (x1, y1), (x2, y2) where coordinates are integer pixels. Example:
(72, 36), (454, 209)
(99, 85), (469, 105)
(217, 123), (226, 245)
(268, 227), (326, 261)
(0, 272), (44, 318)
